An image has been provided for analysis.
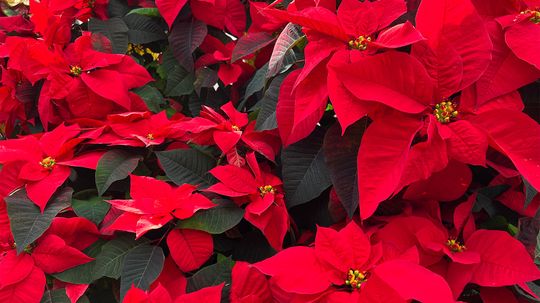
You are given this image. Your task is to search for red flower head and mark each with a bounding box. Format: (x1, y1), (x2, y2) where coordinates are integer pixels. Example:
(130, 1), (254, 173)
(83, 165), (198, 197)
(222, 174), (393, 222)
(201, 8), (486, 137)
(0, 123), (102, 211)
(255, 221), (455, 302)
(206, 152), (289, 250)
(106, 175), (216, 238)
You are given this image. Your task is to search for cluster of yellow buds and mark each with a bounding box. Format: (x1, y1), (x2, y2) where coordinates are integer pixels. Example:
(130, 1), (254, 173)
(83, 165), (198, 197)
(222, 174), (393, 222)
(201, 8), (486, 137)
(446, 239), (466, 253)
(348, 35), (372, 51)
(40, 156), (56, 170)
(146, 133), (155, 140)
(520, 9), (540, 24)
(4, 0), (29, 7)
(70, 65), (83, 77)
(259, 185), (276, 196)
(345, 269), (368, 289)
(127, 43), (161, 61)
(433, 101), (458, 123)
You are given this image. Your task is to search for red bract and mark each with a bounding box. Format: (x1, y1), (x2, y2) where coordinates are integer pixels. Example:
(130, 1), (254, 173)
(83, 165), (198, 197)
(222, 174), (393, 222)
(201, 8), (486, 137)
(274, 0), (424, 145)
(375, 215), (540, 298)
(196, 35), (254, 86)
(206, 152), (289, 250)
(106, 175), (216, 238)
(230, 261), (273, 303)
(0, 124), (102, 210)
(255, 221), (455, 302)
(123, 283), (223, 303)
(0, 217), (98, 303)
(37, 33), (152, 127)
(176, 102), (280, 162)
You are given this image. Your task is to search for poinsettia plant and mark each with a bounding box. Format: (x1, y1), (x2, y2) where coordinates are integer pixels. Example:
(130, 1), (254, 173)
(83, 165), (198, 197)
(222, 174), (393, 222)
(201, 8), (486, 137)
(2, 0), (540, 302)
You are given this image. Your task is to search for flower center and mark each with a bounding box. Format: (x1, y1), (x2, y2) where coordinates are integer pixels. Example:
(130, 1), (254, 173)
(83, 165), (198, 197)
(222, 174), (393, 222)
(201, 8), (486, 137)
(146, 133), (155, 140)
(345, 269), (368, 289)
(231, 125), (241, 131)
(259, 185), (275, 196)
(446, 239), (466, 253)
(39, 156), (56, 170)
(348, 36), (371, 51)
(520, 9), (540, 24)
(433, 101), (458, 123)
(70, 65), (82, 76)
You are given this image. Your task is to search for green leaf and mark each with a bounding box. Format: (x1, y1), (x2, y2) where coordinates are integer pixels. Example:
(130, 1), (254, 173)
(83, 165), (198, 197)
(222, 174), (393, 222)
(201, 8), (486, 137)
(169, 17), (207, 71)
(281, 127), (333, 208)
(72, 196), (110, 225)
(124, 14), (167, 44)
(231, 32), (276, 63)
(5, 188), (72, 254)
(267, 23), (303, 78)
(120, 244), (164, 300)
(165, 65), (195, 97)
(88, 17), (129, 54)
(127, 7), (161, 18)
(133, 85), (166, 113)
(177, 200), (244, 234)
(95, 150), (142, 196)
(53, 239), (106, 284)
(254, 74), (285, 131)
(156, 149), (216, 187)
(187, 257), (234, 292)
(243, 63), (269, 102)
(94, 235), (150, 279)
(323, 120), (366, 217)
(41, 289), (89, 303)
(524, 177), (538, 209)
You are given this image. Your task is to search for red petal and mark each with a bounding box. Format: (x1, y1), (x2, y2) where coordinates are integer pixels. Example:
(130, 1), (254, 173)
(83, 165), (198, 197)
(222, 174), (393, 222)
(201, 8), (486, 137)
(230, 262), (272, 303)
(156, 0), (188, 28)
(337, 0), (406, 37)
(403, 160), (472, 202)
(32, 234), (93, 274)
(440, 119), (488, 166)
(371, 260), (455, 303)
(467, 230), (540, 286)
(471, 110), (540, 191)
(504, 20), (540, 69)
(413, 0), (492, 97)
(0, 250), (34, 288)
(314, 222), (371, 283)
(26, 165), (71, 212)
(217, 64), (243, 86)
(254, 246), (331, 295)
(65, 284), (88, 303)
(59, 151), (104, 169)
(212, 130), (242, 154)
(151, 257), (187, 300)
(244, 197), (289, 251)
(372, 21), (425, 49)
(357, 111), (422, 219)
(174, 283), (223, 303)
(332, 52), (433, 114)
(209, 165), (258, 194)
(167, 229), (213, 272)
(81, 70), (131, 109)
(45, 217), (99, 251)
(0, 267), (45, 303)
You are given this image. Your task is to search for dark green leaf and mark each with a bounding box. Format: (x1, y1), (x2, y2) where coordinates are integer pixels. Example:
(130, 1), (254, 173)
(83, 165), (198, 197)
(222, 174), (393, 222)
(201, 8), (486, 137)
(120, 244), (164, 300)
(6, 188), (72, 254)
(267, 23), (303, 78)
(156, 149), (216, 187)
(231, 32), (276, 63)
(88, 18), (129, 54)
(281, 127), (333, 208)
(243, 63), (269, 103)
(133, 85), (166, 113)
(524, 177), (538, 209)
(94, 235), (150, 279)
(95, 150), (142, 196)
(165, 65), (194, 97)
(194, 68), (218, 95)
(108, 0), (130, 18)
(169, 17), (207, 71)
(187, 257), (234, 293)
(72, 196), (110, 225)
(323, 120), (366, 217)
(177, 200), (244, 234)
(254, 74), (285, 131)
(124, 14), (167, 44)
